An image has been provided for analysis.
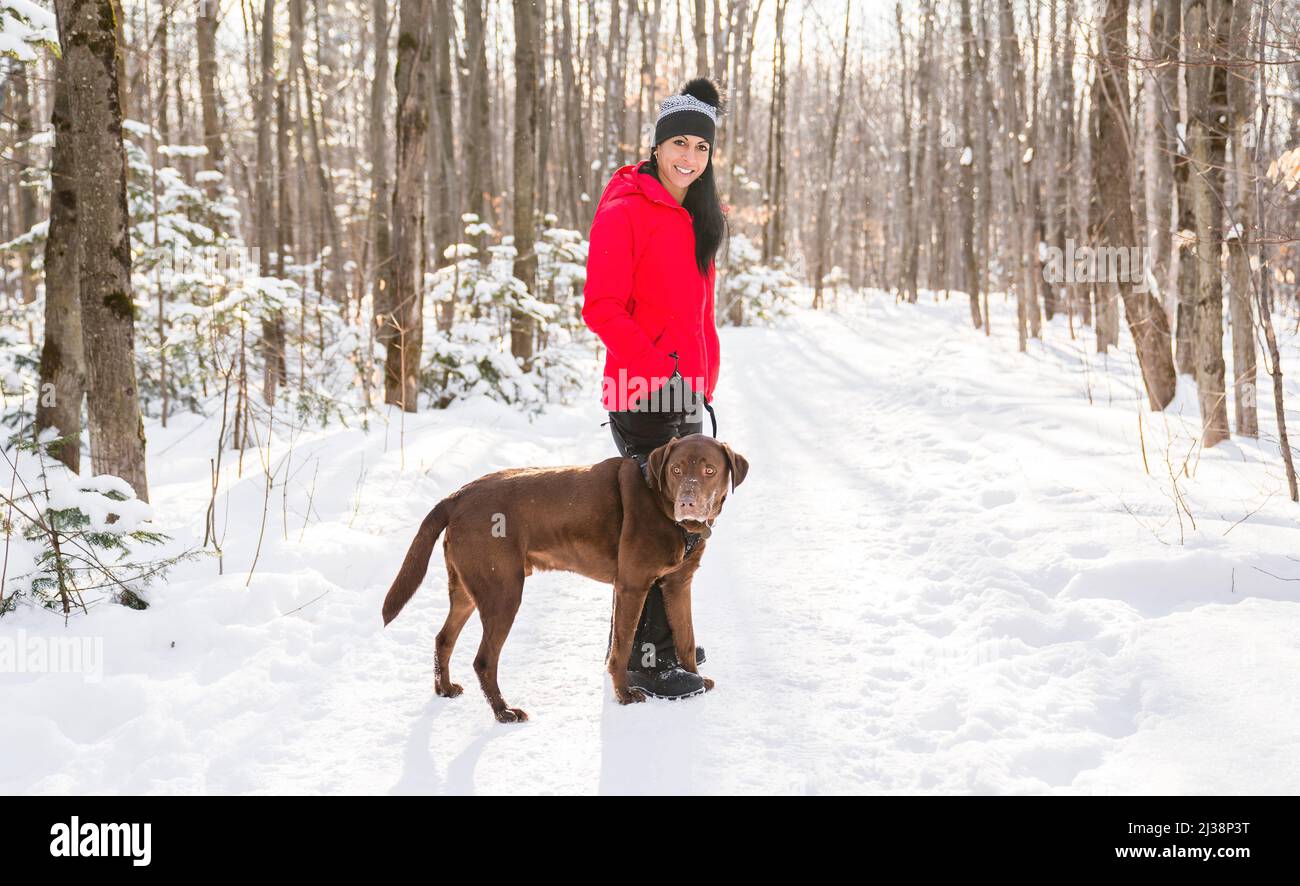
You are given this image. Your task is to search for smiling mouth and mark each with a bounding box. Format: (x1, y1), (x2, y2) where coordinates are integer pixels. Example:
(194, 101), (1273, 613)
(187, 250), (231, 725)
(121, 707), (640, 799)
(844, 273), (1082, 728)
(673, 165), (695, 176)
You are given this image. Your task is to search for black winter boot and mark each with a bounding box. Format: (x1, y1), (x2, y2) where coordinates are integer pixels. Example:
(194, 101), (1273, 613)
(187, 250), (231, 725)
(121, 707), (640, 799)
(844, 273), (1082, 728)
(626, 664), (708, 700)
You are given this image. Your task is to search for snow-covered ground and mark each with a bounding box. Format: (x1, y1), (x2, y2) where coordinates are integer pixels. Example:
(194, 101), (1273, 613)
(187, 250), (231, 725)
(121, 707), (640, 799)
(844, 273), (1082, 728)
(3, 290), (1299, 794)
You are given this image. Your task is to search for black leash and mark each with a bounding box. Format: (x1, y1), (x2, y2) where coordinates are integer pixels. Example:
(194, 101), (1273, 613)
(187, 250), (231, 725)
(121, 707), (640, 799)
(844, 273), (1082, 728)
(703, 396), (717, 438)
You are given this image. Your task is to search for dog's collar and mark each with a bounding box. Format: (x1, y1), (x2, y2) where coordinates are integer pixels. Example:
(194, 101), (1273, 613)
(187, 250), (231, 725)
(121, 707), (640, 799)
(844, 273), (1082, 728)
(679, 520), (712, 538)
(678, 520), (711, 557)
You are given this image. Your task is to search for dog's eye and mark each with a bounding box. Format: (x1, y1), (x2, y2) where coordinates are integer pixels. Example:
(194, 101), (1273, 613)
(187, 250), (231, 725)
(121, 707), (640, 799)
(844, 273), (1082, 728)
(672, 465), (682, 475)
(704, 466), (715, 475)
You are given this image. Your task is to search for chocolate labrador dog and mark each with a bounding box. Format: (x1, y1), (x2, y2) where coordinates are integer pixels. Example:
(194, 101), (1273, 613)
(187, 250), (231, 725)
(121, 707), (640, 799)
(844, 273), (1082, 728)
(381, 434), (748, 722)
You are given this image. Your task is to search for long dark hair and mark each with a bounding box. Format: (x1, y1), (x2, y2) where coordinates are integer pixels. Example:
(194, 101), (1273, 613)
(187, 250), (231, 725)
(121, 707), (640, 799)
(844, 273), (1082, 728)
(640, 81), (728, 276)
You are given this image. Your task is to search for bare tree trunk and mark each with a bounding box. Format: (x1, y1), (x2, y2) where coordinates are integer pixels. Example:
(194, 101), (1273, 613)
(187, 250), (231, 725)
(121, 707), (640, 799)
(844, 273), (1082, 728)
(156, 11), (170, 145)
(1172, 0), (1196, 373)
(1288, 4), (1300, 308)
(712, 0), (726, 91)
(976, 0), (993, 333)
(371, 0), (395, 357)
(1087, 70), (1113, 345)
(692, 0), (708, 75)
(370, 0), (392, 288)
(174, 15), (190, 178)
(196, 0), (225, 197)
(959, 0), (981, 327)
(736, 0), (761, 180)
(997, 0), (1028, 349)
(297, 44), (344, 304)
(599, 0), (616, 182)
(913, 4), (932, 299)
(634, 0), (655, 164)
(1173, 161), (1198, 372)
(312, 5), (348, 308)
(1225, 0), (1256, 437)
(894, 2), (916, 302)
(1062, 0), (1081, 331)
(1170, 0), (1196, 371)
(925, 2), (946, 296)
(602, 0), (625, 175)
(385, 0), (430, 411)
(511, 0), (540, 364)
(54, 0), (150, 500)
(432, 0), (458, 332)
(811, 2), (851, 311)
(762, 0), (787, 261)
(1145, 0), (1179, 319)
(110, 0), (127, 111)
(1250, 4), (1297, 500)
(13, 69), (38, 305)
(1043, 0), (1062, 322)
(535, 1), (552, 223)
(559, 0), (589, 229)
(1021, 2), (1042, 339)
(287, 0), (313, 297)
(257, 0), (281, 407)
(275, 78), (291, 388)
(1184, 0), (1232, 444)
(462, 0), (491, 238)
(36, 59), (86, 474)
(1094, 0), (1178, 410)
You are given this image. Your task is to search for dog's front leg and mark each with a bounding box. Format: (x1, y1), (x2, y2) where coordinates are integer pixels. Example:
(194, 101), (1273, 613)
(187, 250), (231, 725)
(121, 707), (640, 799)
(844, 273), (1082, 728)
(608, 578), (652, 704)
(660, 573), (714, 691)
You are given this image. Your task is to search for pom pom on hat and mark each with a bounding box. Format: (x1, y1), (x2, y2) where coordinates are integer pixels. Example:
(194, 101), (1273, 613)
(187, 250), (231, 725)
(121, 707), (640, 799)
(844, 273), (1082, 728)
(680, 77), (721, 110)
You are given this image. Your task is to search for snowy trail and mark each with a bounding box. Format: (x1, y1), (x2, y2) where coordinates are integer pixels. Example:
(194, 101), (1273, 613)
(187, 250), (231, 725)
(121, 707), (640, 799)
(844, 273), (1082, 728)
(5, 294), (1300, 794)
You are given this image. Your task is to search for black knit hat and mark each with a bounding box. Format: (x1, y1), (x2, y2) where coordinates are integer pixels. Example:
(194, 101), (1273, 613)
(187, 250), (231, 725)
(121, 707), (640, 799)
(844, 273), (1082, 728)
(653, 78), (722, 147)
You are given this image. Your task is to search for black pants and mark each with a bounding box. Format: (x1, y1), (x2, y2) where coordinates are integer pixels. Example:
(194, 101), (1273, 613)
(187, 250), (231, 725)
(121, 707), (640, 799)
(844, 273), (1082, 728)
(606, 387), (706, 670)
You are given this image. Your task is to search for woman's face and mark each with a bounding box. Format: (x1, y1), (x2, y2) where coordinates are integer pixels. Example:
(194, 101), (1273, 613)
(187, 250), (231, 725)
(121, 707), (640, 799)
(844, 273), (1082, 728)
(657, 135), (711, 191)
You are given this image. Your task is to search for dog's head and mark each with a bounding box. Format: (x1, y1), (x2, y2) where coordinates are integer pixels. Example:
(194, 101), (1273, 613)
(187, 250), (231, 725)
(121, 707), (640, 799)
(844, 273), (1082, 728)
(647, 435), (749, 523)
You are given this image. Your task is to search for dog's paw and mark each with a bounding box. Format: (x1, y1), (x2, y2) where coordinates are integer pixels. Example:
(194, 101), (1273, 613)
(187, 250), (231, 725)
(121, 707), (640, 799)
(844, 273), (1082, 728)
(436, 682), (464, 698)
(702, 677), (715, 692)
(615, 687), (647, 705)
(495, 707), (529, 723)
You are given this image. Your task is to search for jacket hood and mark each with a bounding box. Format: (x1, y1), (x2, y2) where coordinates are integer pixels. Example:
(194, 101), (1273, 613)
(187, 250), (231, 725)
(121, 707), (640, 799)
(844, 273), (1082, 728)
(594, 163), (687, 216)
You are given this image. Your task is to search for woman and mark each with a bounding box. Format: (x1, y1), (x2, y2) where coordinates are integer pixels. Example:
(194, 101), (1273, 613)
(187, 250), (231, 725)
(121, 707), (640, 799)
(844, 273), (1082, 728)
(581, 78), (726, 700)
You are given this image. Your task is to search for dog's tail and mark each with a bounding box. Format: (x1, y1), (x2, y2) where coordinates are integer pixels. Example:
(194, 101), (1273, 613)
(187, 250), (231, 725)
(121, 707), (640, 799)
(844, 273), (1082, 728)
(382, 499), (451, 626)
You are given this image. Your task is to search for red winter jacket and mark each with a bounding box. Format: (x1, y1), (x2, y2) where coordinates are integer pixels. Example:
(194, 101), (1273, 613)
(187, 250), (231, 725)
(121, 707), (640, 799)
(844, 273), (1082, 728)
(581, 163), (720, 412)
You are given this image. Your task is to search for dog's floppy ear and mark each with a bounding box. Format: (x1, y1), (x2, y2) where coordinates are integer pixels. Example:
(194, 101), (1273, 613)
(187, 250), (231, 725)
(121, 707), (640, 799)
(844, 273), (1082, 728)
(720, 442), (749, 492)
(646, 438), (678, 492)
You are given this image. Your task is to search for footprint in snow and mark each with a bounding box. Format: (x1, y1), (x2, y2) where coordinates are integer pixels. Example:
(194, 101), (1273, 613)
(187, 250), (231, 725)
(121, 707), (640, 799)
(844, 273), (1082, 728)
(980, 489), (1017, 508)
